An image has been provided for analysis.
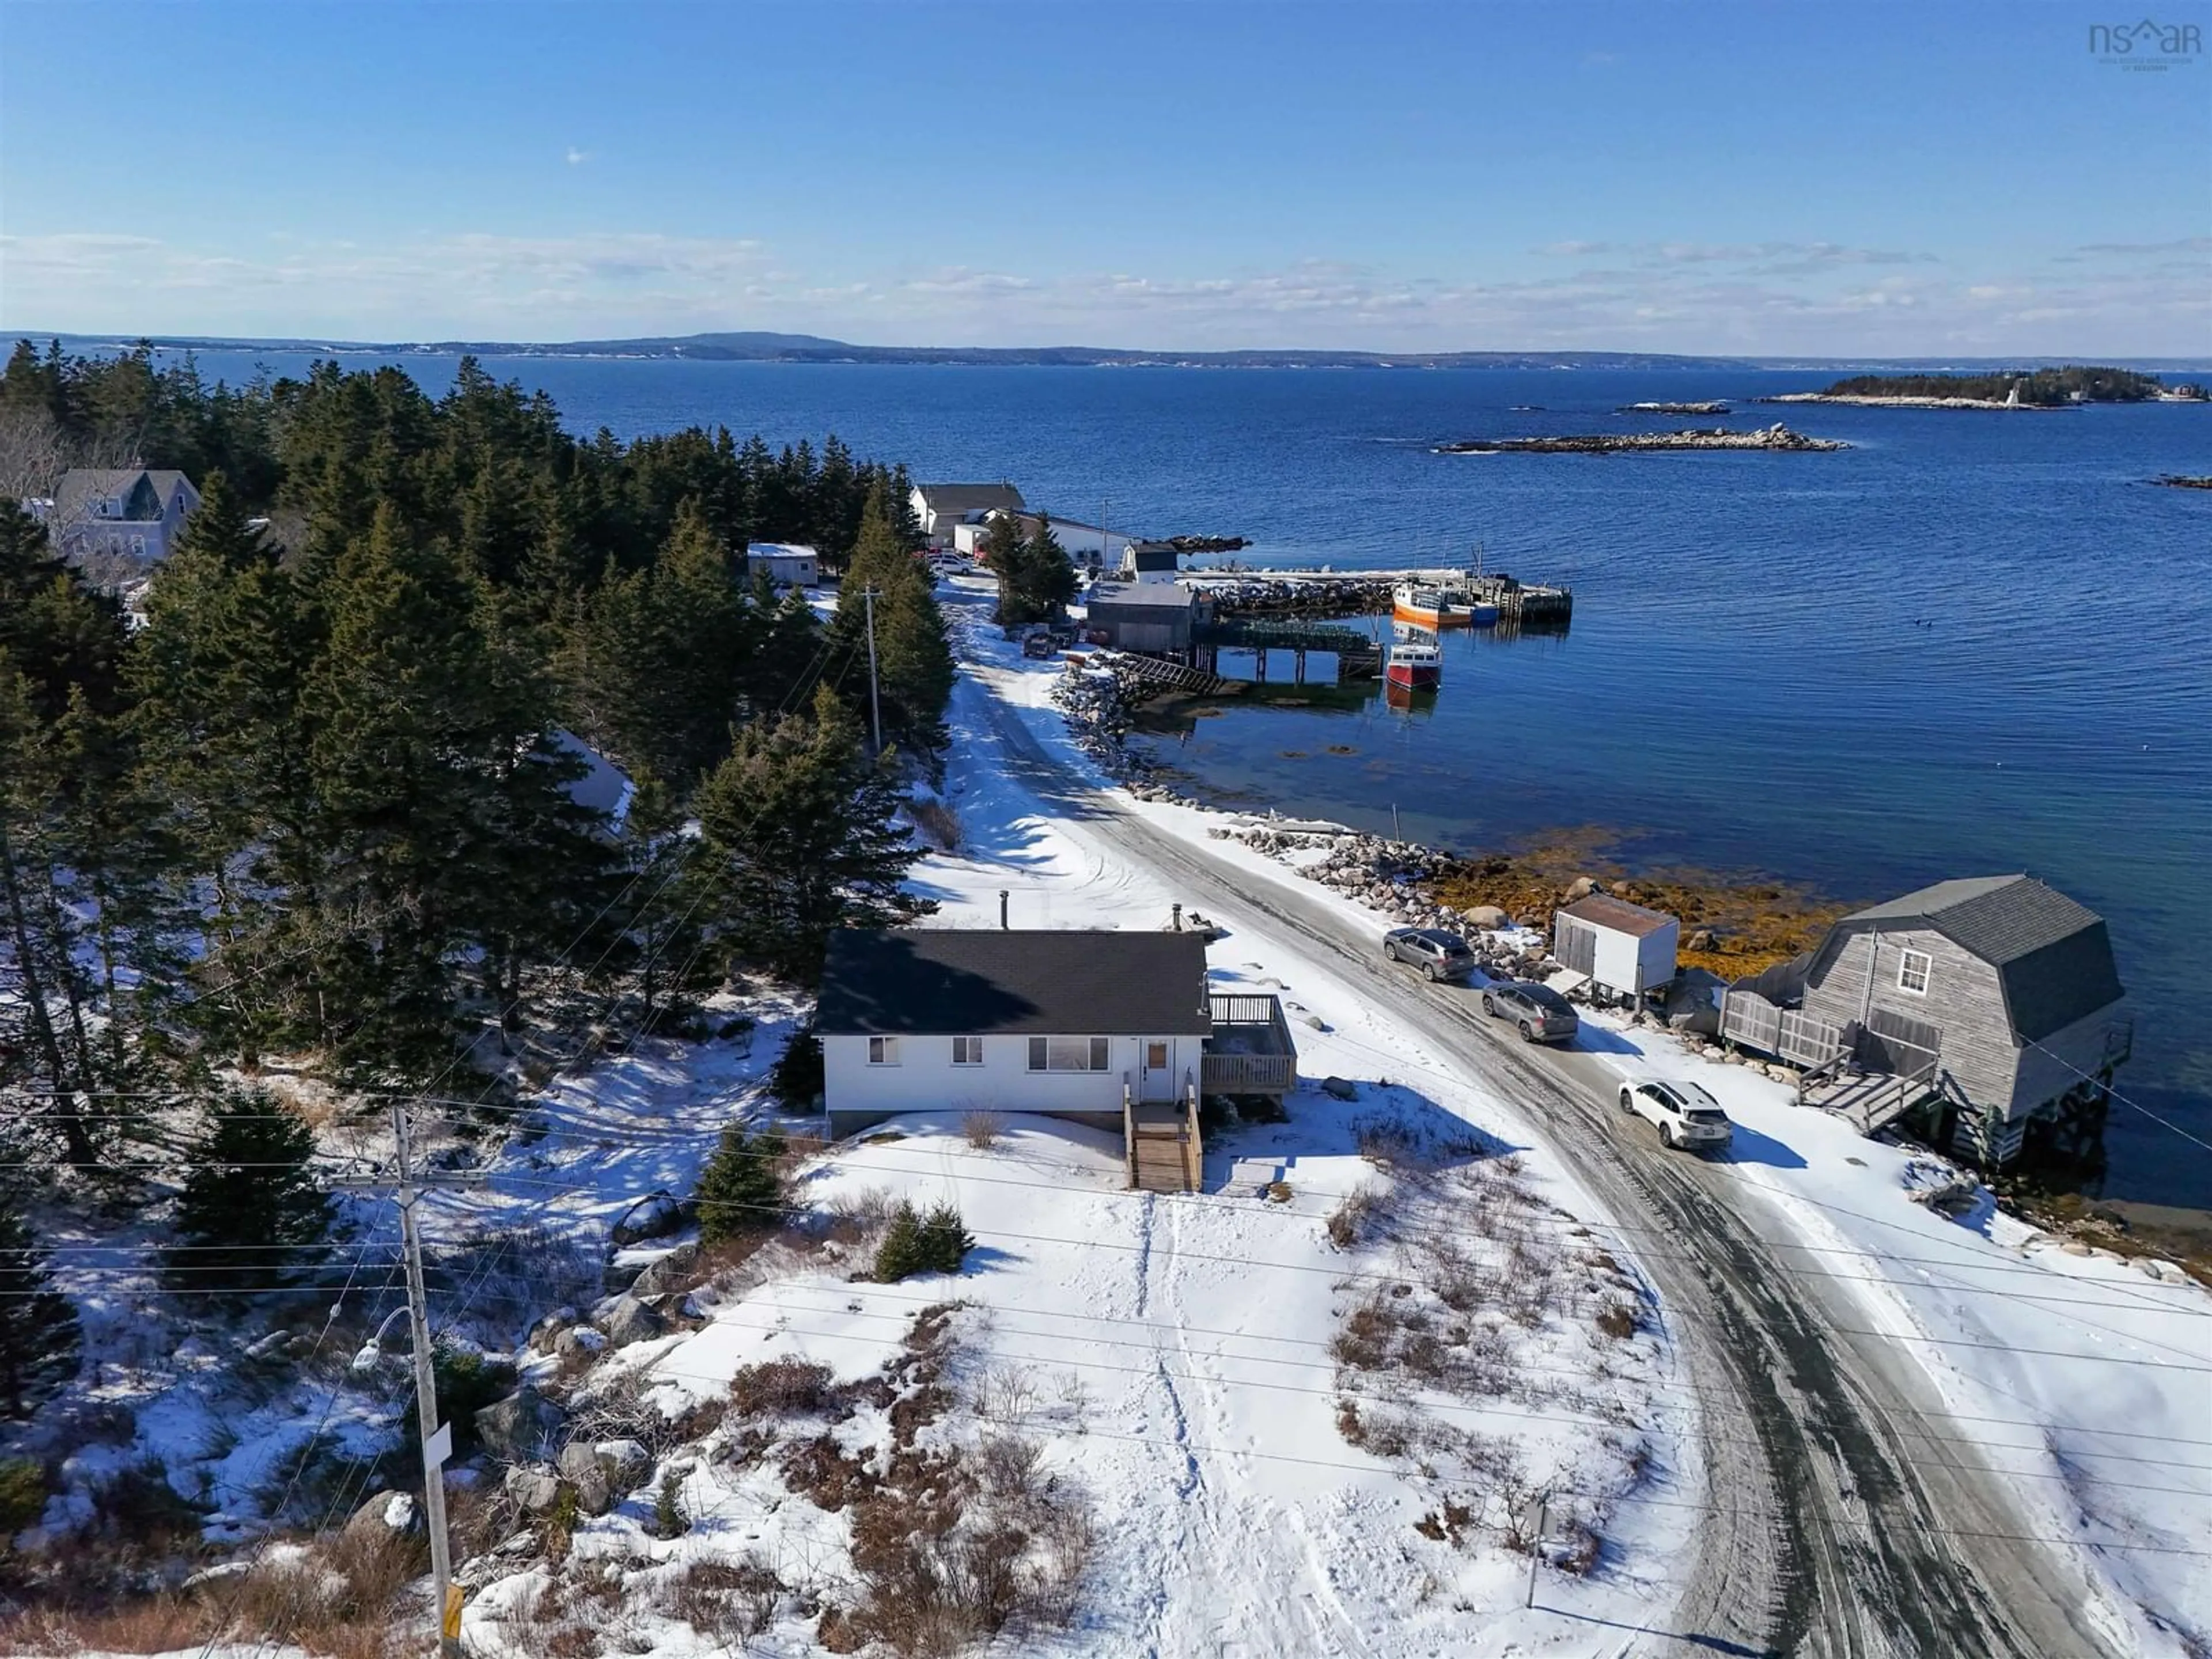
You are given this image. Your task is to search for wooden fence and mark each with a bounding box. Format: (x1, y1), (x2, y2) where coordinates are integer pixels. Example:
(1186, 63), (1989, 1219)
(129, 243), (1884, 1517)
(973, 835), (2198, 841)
(1719, 991), (1847, 1070)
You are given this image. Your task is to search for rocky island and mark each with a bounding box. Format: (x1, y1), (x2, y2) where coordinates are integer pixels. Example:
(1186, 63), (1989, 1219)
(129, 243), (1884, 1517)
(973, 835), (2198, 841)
(2153, 474), (2212, 490)
(1763, 365), (2172, 411)
(1438, 422), (1846, 454)
(1617, 400), (1730, 415)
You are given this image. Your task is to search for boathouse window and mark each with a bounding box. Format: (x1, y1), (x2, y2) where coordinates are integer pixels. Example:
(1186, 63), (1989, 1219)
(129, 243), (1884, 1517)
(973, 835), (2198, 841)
(867, 1037), (900, 1066)
(952, 1036), (984, 1066)
(1028, 1036), (1111, 1072)
(1897, 949), (1933, 995)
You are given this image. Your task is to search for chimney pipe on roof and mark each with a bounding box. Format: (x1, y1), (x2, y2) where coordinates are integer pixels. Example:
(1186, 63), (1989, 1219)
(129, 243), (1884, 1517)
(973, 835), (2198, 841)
(999, 889), (1009, 931)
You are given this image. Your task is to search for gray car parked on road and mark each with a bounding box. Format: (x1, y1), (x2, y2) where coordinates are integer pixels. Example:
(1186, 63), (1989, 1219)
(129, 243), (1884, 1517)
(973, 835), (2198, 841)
(1383, 927), (1476, 980)
(1480, 980), (1580, 1043)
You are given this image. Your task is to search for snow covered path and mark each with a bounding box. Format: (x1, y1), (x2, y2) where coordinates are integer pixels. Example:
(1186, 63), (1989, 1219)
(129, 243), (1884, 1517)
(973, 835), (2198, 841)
(942, 606), (2192, 1658)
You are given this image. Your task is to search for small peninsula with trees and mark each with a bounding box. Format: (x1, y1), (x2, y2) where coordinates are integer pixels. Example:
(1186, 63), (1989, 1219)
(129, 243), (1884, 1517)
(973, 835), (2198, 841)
(1766, 365), (2191, 410)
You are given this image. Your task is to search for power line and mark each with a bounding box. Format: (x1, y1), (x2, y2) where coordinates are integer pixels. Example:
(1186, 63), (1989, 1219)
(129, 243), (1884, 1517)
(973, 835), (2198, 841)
(2020, 1034), (2212, 1157)
(631, 1309), (2212, 1554)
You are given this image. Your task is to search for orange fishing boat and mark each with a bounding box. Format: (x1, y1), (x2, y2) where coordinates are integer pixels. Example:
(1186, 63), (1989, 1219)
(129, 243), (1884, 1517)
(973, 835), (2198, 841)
(1392, 582), (1471, 628)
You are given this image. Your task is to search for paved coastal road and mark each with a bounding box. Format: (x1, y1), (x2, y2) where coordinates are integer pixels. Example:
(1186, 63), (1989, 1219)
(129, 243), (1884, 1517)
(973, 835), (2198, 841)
(972, 673), (2122, 1659)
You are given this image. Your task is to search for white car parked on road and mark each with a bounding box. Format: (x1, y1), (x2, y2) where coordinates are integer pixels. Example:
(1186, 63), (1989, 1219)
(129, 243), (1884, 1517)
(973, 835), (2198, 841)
(1618, 1078), (1734, 1153)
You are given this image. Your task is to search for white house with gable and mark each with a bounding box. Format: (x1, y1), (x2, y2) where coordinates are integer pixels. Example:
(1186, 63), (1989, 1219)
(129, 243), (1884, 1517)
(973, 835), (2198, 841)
(817, 929), (1222, 1137)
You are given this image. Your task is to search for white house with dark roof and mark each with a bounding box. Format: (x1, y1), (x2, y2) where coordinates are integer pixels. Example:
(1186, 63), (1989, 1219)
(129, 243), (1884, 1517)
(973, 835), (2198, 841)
(46, 468), (200, 563)
(816, 929), (1296, 1185)
(909, 482), (1025, 547)
(1795, 874), (2130, 1164)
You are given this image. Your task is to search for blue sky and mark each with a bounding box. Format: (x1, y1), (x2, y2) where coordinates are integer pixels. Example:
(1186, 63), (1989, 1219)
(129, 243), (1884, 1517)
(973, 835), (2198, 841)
(3, 1), (2207, 353)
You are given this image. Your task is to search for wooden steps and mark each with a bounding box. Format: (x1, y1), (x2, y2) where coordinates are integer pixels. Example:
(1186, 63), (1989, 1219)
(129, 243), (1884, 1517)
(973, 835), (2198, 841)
(1131, 1128), (1194, 1194)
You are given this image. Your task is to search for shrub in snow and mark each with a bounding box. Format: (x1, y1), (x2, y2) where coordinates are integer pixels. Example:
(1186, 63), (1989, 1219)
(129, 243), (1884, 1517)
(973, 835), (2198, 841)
(961, 1110), (1005, 1150)
(424, 1343), (513, 1457)
(697, 1124), (789, 1244)
(0, 1457), (48, 1536)
(772, 1020), (825, 1108)
(874, 1201), (974, 1282)
(165, 1089), (331, 1294)
(652, 1468), (688, 1539)
(0, 1185), (78, 1419)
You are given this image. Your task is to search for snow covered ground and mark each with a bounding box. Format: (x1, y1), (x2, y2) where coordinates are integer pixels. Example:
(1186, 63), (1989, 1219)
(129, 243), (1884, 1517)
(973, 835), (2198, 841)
(938, 580), (2211, 1654)
(32, 572), (2203, 1658)
(453, 581), (1718, 1655)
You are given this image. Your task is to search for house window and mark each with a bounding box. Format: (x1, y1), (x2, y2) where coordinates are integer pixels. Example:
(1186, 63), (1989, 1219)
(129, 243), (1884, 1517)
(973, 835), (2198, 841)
(867, 1036), (900, 1065)
(1027, 1036), (1111, 1072)
(1146, 1042), (1168, 1069)
(952, 1036), (983, 1066)
(1897, 949), (1932, 995)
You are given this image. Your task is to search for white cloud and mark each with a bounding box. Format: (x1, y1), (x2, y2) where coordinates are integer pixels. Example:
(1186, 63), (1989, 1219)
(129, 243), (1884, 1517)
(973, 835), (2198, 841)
(0, 230), (2205, 355)
(565, 147), (590, 166)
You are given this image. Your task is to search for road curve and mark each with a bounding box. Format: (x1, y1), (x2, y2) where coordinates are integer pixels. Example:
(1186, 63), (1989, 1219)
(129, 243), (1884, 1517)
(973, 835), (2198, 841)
(971, 673), (2123, 1659)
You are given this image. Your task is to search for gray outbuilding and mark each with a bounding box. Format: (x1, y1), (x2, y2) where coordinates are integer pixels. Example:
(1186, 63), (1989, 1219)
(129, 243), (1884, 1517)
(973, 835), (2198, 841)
(1796, 874), (2129, 1165)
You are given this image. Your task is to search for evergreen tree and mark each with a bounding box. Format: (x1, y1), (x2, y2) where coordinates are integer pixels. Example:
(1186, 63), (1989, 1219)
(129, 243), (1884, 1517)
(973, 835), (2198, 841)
(168, 1090), (331, 1293)
(560, 501), (754, 792)
(0, 1186), (78, 1419)
(691, 684), (931, 983)
(827, 478), (952, 753)
(308, 506), (503, 1076)
(695, 1124), (788, 1244)
(983, 510), (1078, 626)
(873, 1199), (973, 1281)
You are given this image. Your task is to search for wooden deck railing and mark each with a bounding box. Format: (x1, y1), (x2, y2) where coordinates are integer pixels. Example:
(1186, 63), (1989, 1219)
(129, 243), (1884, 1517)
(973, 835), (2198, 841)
(1203, 994), (1297, 1094)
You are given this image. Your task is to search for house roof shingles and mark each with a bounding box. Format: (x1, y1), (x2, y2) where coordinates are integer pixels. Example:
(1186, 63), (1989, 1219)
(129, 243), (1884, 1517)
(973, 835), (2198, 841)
(1836, 874), (2123, 1042)
(914, 483), (1025, 519)
(817, 929), (1213, 1037)
(55, 468), (194, 523)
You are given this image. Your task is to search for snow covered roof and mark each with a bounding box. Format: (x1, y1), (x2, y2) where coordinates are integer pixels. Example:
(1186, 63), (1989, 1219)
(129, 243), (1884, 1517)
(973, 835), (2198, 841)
(745, 542), (819, 560)
(817, 929), (1213, 1036)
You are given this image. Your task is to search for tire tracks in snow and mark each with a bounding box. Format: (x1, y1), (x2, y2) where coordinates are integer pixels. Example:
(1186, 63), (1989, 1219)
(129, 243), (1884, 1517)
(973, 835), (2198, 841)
(974, 678), (2123, 1659)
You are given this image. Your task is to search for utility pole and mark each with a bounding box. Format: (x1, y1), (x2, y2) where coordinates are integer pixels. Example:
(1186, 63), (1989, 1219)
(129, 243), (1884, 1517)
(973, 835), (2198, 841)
(1524, 1488), (1550, 1610)
(861, 584), (884, 754)
(335, 1105), (482, 1659)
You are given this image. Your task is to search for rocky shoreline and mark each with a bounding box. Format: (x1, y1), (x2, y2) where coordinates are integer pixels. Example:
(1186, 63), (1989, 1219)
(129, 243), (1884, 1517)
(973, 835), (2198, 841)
(1043, 655), (2200, 1265)
(1048, 656), (1831, 998)
(1163, 533), (1250, 553)
(1438, 422), (1845, 454)
(1759, 392), (2061, 411)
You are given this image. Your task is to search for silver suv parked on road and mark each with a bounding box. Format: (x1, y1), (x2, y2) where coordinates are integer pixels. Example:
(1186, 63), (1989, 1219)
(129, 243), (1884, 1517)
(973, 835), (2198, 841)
(1383, 927), (1476, 980)
(1480, 980), (1580, 1043)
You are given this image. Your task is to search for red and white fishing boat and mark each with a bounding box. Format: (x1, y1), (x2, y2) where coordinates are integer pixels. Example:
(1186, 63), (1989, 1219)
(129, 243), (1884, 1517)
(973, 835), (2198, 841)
(1384, 634), (1442, 690)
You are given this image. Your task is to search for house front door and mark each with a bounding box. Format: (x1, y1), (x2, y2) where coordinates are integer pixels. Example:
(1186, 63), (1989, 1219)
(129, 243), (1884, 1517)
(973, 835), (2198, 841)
(1139, 1040), (1175, 1102)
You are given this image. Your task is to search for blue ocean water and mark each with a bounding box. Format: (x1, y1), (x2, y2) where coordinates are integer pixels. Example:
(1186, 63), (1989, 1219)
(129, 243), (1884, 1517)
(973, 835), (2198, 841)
(165, 352), (2212, 1205)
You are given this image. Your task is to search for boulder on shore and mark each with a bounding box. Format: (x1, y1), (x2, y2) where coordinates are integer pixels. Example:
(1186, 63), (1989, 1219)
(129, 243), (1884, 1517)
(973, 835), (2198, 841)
(601, 1295), (666, 1348)
(475, 1387), (567, 1464)
(610, 1190), (683, 1247)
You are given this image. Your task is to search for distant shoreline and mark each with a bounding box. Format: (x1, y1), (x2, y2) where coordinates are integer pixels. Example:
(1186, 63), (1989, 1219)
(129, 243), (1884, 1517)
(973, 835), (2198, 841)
(1438, 423), (1847, 454)
(1762, 392), (2067, 411)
